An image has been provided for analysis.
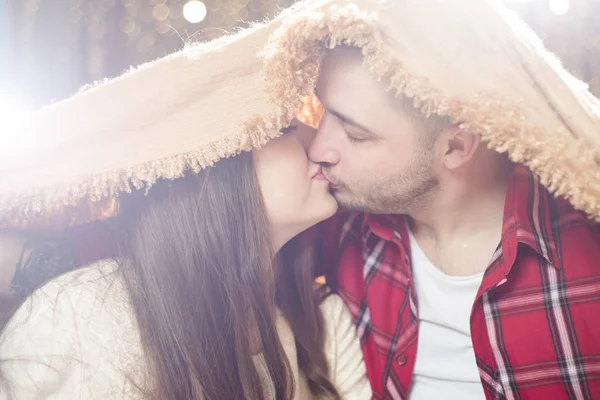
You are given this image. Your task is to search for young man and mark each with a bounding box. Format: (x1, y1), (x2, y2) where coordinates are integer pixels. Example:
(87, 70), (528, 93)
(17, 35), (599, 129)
(312, 45), (600, 399)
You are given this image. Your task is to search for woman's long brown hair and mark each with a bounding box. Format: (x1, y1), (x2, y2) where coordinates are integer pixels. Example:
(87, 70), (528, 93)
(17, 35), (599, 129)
(116, 151), (340, 399)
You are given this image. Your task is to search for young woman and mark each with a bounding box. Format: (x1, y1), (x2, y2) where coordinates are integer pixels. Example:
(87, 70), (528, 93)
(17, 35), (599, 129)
(0, 5), (370, 399)
(0, 121), (369, 400)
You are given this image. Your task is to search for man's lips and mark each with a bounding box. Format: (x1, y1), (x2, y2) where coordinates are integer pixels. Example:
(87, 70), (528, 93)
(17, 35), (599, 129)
(321, 170), (340, 189)
(312, 167), (340, 189)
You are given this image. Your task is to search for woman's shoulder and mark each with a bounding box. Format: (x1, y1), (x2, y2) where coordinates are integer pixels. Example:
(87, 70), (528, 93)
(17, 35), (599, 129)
(43, 257), (120, 288)
(318, 293), (372, 398)
(2, 258), (135, 339)
(0, 259), (144, 398)
(1, 258), (136, 347)
(318, 292), (358, 350)
(6, 259), (127, 323)
(318, 292), (352, 323)
(16, 258), (121, 294)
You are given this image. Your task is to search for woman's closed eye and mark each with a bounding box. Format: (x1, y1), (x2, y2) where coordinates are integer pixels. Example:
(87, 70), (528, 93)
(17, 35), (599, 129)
(280, 125), (298, 134)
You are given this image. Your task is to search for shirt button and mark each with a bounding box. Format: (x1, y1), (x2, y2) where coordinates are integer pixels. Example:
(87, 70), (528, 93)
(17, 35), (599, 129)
(396, 355), (407, 366)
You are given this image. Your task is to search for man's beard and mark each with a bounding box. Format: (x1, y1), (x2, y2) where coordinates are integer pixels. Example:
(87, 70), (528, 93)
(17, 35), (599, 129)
(325, 164), (438, 215)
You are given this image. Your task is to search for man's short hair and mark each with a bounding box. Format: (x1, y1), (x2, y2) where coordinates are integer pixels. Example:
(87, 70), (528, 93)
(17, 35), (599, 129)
(395, 94), (453, 139)
(330, 44), (453, 141)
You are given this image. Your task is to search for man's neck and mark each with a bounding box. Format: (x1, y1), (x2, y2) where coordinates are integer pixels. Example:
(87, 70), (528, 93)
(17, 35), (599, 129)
(406, 165), (513, 276)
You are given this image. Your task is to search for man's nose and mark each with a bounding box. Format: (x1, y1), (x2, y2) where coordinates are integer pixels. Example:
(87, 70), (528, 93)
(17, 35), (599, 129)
(308, 114), (341, 165)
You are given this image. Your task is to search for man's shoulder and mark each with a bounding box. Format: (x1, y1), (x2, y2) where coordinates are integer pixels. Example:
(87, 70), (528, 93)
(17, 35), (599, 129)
(509, 166), (599, 262)
(542, 188), (599, 254)
(550, 202), (600, 267)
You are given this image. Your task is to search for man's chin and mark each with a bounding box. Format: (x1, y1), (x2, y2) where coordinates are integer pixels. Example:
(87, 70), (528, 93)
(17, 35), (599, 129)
(331, 190), (365, 211)
(330, 189), (347, 205)
(331, 190), (391, 214)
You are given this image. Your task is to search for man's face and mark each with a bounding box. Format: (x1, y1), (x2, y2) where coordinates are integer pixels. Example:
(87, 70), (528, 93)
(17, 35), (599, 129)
(309, 47), (440, 214)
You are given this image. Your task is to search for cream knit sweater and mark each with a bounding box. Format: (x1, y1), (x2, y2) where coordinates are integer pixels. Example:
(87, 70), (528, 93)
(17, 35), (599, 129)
(0, 260), (371, 399)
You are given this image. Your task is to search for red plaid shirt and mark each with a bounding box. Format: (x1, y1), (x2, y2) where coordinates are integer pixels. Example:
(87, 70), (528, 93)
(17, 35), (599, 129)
(318, 166), (600, 400)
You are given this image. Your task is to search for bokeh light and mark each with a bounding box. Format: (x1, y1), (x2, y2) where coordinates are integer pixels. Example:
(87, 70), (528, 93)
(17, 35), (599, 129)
(183, 1), (207, 24)
(549, 0), (570, 15)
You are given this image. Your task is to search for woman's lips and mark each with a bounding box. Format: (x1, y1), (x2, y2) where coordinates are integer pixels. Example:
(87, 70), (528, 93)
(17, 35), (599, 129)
(312, 166), (329, 181)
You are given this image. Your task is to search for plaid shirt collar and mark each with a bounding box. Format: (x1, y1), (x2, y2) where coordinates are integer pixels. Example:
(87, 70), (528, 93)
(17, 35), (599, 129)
(361, 165), (563, 273)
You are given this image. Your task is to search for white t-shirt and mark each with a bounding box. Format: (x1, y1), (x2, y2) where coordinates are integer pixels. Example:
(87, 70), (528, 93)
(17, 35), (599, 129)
(408, 228), (486, 400)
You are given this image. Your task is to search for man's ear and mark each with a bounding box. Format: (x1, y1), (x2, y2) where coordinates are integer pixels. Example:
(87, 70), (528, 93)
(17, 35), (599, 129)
(440, 124), (481, 170)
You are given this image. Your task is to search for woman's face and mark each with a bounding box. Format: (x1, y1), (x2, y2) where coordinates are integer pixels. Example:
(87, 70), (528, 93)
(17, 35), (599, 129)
(253, 120), (337, 250)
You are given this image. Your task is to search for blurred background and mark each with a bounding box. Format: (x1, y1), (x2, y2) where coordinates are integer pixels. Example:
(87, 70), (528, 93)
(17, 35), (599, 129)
(0, 0), (599, 114)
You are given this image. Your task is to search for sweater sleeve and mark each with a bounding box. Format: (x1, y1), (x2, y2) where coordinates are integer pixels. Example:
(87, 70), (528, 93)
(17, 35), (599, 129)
(320, 294), (372, 399)
(0, 261), (144, 399)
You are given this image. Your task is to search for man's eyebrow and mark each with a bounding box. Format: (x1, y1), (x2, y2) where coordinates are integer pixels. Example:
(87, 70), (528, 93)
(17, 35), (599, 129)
(314, 89), (373, 133)
(329, 109), (373, 133)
